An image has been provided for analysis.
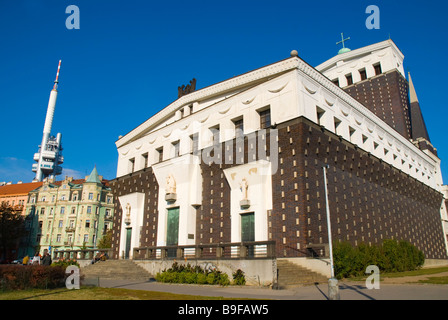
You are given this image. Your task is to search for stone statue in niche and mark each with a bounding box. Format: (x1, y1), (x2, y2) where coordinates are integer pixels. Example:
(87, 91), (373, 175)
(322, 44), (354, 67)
(240, 177), (250, 209)
(166, 174), (176, 194)
(125, 203), (131, 225)
(240, 177), (248, 200)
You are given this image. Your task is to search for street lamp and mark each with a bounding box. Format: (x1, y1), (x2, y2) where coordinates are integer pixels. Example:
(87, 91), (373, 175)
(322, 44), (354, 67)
(323, 164), (339, 300)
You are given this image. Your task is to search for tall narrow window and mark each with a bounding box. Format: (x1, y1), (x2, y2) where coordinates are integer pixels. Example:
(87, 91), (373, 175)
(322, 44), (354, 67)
(129, 158), (135, 173)
(210, 125), (220, 145)
(172, 140), (180, 157)
(190, 133), (199, 155)
(334, 118), (342, 136)
(374, 63), (382, 75)
(156, 147), (163, 162)
(345, 74), (353, 86)
(233, 118), (244, 138)
(316, 107), (325, 126)
(359, 68), (367, 80)
(259, 108), (271, 129)
(332, 78), (339, 86)
(142, 153), (148, 168)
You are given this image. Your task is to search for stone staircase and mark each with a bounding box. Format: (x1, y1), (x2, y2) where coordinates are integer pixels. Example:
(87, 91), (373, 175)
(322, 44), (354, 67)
(81, 259), (153, 281)
(276, 259), (328, 288)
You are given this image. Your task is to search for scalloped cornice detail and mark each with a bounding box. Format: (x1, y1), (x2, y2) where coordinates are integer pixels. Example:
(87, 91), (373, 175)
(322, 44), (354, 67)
(268, 81), (289, 93)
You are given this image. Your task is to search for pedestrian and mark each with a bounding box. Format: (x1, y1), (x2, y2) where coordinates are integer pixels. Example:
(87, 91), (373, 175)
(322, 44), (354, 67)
(22, 255), (30, 265)
(41, 249), (52, 266)
(31, 252), (40, 265)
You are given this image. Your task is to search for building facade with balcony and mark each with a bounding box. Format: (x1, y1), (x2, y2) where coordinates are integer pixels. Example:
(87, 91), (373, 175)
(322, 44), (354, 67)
(23, 167), (114, 257)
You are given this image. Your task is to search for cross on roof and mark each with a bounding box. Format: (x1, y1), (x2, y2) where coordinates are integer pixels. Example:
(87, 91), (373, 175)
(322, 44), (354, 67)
(336, 33), (350, 48)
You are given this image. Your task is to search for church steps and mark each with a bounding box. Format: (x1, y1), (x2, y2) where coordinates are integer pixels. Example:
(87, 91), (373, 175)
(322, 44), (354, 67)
(276, 260), (328, 288)
(81, 259), (153, 281)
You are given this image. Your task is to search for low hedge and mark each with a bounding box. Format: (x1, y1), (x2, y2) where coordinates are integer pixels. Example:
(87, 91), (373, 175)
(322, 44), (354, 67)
(155, 262), (246, 286)
(333, 239), (425, 279)
(0, 265), (67, 290)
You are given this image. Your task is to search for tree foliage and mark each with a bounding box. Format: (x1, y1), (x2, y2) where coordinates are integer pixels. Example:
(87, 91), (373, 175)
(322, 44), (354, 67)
(0, 202), (28, 261)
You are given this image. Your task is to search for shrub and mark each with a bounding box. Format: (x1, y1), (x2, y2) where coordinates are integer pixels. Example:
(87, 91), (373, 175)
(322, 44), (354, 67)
(333, 239), (425, 279)
(155, 262), (231, 286)
(232, 269), (246, 285)
(0, 265), (66, 290)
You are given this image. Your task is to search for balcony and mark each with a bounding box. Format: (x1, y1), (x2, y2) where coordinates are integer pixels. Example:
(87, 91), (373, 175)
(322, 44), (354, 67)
(65, 227), (75, 232)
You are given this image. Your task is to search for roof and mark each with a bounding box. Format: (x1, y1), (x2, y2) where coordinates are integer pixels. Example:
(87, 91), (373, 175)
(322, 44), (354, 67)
(85, 166), (102, 184)
(0, 182), (43, 196)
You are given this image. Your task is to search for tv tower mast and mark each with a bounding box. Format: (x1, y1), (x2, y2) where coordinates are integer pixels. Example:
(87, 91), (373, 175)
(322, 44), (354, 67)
(32, 60), (64, 182)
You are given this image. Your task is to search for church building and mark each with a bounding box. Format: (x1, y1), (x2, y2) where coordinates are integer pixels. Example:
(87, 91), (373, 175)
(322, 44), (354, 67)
(109, 39), (448, 270)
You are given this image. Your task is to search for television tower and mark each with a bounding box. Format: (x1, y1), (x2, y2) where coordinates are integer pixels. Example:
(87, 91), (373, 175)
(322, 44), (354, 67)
(32, 60), (64, 182)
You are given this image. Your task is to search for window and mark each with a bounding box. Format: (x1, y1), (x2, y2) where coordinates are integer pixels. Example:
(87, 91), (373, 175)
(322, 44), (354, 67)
(233, 118), (244, 139)
(210, 125), (220, 145)
(332, 78), (339, 86)
(374, 63), (382, 75)
(61, 194), (66, 201)
(190, 133), (199, 155)
(345, 74), (353, 86)
(129, 158), (135, 173)
(172, 140), (180, 157)
(72, 193), (78, 201)
(58, 220), (63, 228)
(142, 153), (148, 168)
(71, 207), (76, 215)
(83, 234), (89, 243)
(105, 209), (111, 217)
(56, 234), (61, 242)
(156, 147), (163, 162)
(87, 206), (92, 214)
(85, 220), (90, 228)
(359, 69), (367, 80)
(106, 196), (112, 204)
(88, 193), (93, 200)
(60, 206), (65, 214)
(334, 118), (342, 136)
(40, 208), (45, 215)
(316, 107), (325, 126)
(259, 108), (271, 129)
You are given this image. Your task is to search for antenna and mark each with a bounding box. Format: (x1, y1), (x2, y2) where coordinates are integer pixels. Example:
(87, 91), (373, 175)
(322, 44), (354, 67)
(53, 60), (62, 90)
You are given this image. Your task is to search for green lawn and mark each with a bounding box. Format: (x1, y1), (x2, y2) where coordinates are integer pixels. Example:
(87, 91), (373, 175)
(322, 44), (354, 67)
(348, 266), (448, 283)
(0, 286), (240, 300)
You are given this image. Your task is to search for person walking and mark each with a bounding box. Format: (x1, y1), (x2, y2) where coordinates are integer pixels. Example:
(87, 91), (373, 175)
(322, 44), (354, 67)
(31, 252), (40, 265)
(41, 249), (52, 266)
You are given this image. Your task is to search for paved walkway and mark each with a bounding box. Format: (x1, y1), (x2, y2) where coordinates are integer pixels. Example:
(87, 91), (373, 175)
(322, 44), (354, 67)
(98, 277), (448, 300)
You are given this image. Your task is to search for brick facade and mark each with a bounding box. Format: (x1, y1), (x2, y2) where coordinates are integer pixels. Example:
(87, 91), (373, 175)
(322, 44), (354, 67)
(343, 70), (412, 141)
(110, 116), (448, 260)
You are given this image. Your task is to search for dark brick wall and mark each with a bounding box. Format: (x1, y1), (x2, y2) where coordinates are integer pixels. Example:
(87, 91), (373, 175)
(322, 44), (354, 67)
(344, 70), (412, 141)
(273, 117), (447, 259)
(109, 118), (447, 260)
(109, 168), (159, 259)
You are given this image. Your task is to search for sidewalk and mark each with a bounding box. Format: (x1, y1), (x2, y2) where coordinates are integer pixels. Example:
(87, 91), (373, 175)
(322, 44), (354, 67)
(98, 278), (448, 300)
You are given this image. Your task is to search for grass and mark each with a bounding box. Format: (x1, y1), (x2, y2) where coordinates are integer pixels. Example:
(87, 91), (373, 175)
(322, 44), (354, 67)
(0, 286), (242, 300)
(347, 266), (448, 283)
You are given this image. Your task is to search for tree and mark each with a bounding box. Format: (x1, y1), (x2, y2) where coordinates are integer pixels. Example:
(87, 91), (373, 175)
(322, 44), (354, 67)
(0, 202), (28, 262)
(97, 229), (112, 249)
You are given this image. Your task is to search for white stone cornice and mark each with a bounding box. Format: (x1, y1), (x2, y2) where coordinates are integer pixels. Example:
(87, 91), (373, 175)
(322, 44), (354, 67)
(116, 58), (299, 148)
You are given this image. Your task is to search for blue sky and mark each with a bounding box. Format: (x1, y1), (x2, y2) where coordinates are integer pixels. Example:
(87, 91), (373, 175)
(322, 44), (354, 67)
(0, 0), (447, 183)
